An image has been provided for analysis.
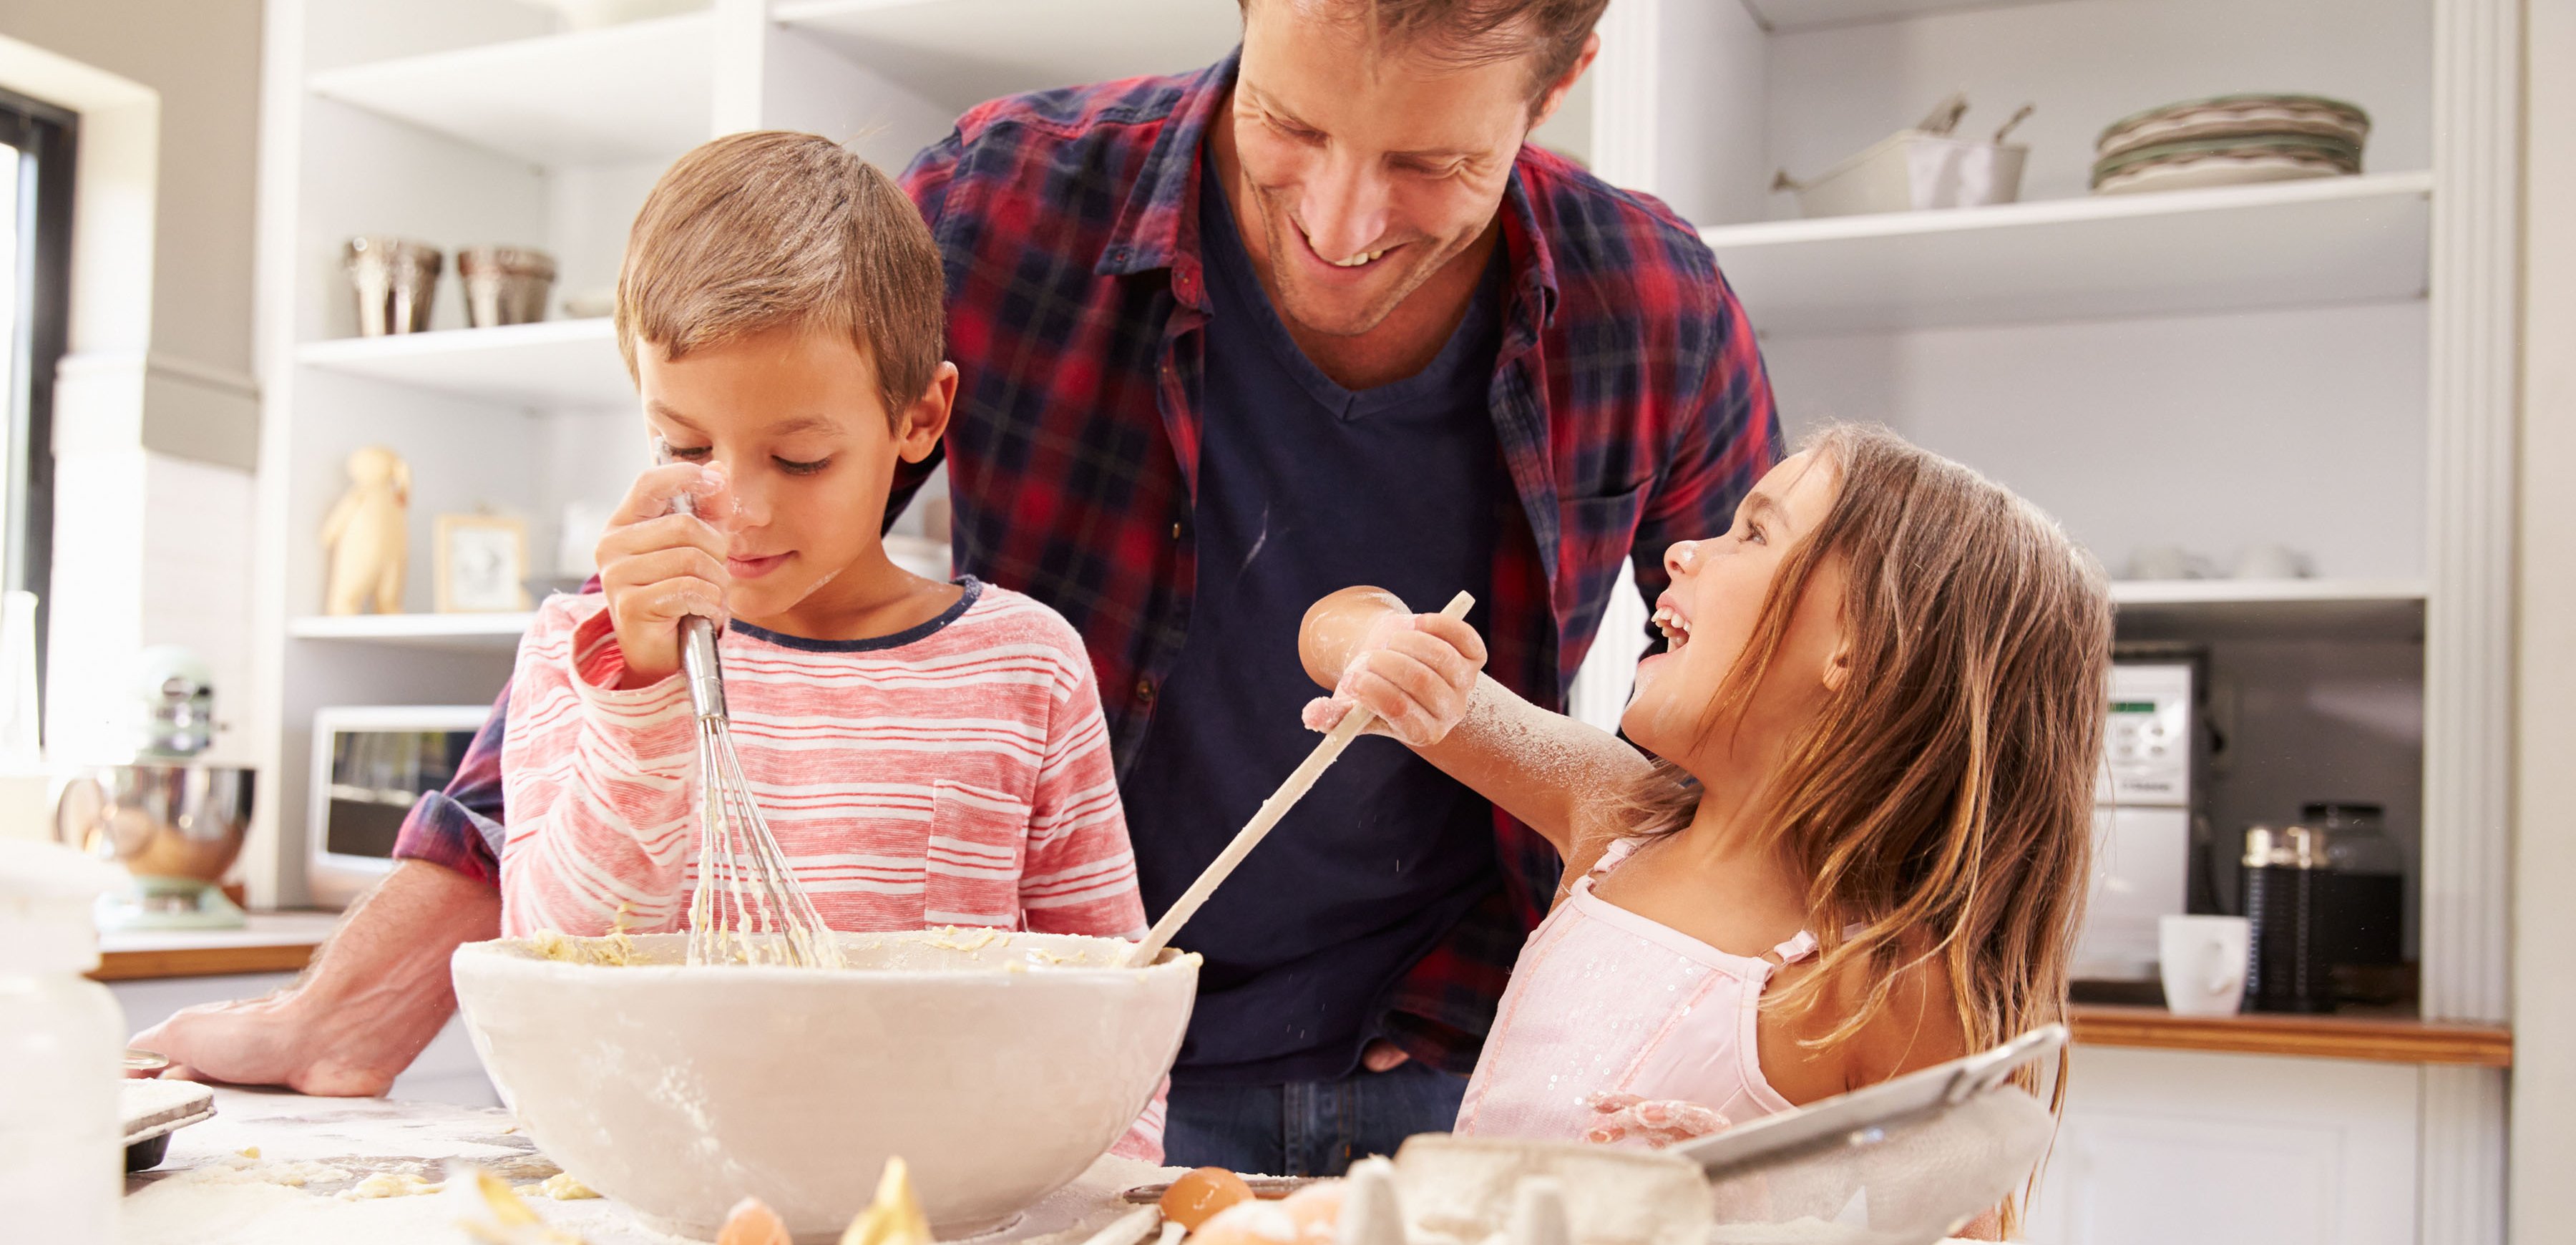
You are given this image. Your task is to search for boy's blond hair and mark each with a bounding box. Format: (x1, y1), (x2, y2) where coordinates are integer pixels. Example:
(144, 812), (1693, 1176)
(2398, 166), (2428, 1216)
(617, 131), (944, 426)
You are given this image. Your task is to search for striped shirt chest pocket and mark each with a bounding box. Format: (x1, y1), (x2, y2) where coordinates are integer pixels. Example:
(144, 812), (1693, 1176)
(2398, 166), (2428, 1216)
(919, 779), (1034, 929)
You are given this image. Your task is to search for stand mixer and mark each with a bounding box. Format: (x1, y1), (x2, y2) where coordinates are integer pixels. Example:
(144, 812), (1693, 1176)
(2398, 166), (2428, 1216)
(55, 648), (258, 931)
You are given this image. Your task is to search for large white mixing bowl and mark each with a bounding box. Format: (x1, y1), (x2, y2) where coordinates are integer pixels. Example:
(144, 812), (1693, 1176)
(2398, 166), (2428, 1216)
(452, 930), (1197, 1242)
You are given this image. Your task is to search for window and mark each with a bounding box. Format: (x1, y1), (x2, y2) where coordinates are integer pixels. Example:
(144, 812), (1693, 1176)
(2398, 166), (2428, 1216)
(0, 87), (74, 708)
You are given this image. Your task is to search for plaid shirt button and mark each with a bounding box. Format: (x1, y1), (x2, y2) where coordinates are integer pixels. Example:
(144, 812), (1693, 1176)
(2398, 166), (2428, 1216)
(1135, 678), (1156, 703)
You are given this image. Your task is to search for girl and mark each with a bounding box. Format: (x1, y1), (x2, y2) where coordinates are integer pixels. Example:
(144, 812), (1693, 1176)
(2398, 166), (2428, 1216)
(1299, 424), (2110, 1164)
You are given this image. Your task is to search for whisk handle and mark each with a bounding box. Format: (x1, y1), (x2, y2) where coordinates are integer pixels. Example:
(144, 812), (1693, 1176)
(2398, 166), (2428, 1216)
(656, 442), (730, 721)
(680, 615), (727, 721)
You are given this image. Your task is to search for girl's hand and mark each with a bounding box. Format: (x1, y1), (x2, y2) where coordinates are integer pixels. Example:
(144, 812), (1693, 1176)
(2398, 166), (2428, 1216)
(595, 462), (734, 688)
(1581, 1093), (1727, 1148)
(1297, 586), (1487, 747)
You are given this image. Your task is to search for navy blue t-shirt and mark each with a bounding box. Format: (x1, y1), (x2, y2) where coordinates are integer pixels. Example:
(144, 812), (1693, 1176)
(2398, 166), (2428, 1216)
(1121, 159), (1507, 1085)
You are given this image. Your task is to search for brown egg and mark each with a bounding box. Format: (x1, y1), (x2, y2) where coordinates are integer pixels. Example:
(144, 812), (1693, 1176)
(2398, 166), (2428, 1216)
(1160, 1168), (1258, 1232)
(716, 1196), (792, 1245)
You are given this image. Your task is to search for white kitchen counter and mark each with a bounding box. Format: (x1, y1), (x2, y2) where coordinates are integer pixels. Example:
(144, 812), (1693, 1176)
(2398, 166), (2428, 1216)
(99, 912), (344, 956)
(122, 1088), (1177, 1245)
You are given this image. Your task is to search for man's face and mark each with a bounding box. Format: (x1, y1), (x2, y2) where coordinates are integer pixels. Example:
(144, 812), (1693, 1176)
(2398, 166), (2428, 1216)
(1226, 2), (1573, 338)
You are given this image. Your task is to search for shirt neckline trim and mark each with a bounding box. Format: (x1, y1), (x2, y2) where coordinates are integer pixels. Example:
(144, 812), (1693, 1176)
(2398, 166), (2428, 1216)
(729, 577), (983, 653)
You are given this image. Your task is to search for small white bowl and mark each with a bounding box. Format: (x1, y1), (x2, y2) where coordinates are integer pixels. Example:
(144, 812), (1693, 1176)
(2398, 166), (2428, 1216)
(452, 930), (1196, 1242)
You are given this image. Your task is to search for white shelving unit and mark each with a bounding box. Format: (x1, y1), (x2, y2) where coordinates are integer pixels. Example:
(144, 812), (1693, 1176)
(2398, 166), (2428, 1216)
(775, 0), (1245, 114)
(306, 13), (718, 165)
(2108, 577), (2427, 639)
(286, 612), (535, 653)
(296, 319), (630, 409)
(1707, 170), (2432, 333)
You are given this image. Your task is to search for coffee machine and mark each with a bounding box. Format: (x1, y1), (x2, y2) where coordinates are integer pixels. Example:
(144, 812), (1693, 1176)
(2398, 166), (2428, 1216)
(2072, 657), (2202, 984)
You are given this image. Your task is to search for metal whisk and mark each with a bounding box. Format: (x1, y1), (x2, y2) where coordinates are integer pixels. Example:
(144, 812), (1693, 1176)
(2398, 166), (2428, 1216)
(661, 446), (843, 968)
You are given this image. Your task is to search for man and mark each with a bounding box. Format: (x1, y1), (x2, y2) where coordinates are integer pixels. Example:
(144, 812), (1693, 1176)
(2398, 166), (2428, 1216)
(137, 0), (1777, 1174)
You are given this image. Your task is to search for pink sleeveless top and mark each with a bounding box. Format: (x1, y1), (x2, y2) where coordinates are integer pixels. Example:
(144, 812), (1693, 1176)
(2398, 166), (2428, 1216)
(1455, 838), (1817, 1141)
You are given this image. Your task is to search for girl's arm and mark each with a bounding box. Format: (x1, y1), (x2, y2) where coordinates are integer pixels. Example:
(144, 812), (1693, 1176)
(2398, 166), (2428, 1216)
(1299, 587), (1653, 859)
(497, 601), (701, 937)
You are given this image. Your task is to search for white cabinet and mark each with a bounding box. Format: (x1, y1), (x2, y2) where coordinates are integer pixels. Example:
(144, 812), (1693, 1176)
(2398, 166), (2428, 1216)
(2028, 1049), (2421, 1245)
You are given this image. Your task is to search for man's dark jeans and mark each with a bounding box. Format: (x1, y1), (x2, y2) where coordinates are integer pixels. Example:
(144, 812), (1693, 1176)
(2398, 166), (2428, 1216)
(1163, 1061), (1469, 1176)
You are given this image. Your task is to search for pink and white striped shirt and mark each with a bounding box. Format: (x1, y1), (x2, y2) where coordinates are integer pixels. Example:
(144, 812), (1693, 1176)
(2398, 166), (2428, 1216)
(499, 578), (1147, 939)
(498, 580), (1164, 1153)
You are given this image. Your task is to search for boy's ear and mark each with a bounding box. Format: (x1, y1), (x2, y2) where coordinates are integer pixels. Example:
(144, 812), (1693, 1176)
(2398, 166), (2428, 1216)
(895, 361), (960, 464)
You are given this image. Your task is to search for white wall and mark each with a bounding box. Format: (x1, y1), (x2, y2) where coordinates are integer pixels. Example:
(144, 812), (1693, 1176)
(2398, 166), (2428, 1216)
(2509, 0), (2574, 1234)
(0, 2), (268, 768)
(0, 0), (264, 462)
(1759, 300), (2429, 581)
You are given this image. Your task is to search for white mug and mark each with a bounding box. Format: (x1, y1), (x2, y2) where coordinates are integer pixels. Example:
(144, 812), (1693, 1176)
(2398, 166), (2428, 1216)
(2159, 914), (2250, 1016)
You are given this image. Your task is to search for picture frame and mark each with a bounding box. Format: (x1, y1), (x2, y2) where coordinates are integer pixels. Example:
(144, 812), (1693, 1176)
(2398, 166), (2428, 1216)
(433, 513), (532, 613)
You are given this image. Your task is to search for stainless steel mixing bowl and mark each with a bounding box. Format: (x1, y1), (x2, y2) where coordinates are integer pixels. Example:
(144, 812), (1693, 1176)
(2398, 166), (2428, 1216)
(55, 763), (257, 883)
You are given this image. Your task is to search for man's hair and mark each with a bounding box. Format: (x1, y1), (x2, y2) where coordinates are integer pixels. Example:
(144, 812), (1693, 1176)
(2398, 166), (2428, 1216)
(1239, 0), (1609, 105)
(616, 131), (944, 427)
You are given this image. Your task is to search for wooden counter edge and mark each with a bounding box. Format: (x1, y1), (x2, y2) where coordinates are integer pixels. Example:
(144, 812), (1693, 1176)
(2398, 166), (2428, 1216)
(2071, 1003), (2513, 1066)
(91, 943), (318, 982)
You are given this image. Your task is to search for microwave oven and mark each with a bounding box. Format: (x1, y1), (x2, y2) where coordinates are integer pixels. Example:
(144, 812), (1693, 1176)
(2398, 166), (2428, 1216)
(306, 705), (492, 908)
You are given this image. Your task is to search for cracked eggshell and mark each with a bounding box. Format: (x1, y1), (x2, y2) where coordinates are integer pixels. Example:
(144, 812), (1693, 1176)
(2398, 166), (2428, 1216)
(452, 930), (1199, 1243)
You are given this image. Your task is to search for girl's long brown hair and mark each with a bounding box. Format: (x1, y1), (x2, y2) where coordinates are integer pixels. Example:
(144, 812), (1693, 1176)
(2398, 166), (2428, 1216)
(1621, 424), (2110, 1131)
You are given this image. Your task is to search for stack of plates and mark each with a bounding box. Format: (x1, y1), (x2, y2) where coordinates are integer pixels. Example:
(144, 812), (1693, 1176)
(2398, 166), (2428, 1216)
(2091, 94), (2370, 195)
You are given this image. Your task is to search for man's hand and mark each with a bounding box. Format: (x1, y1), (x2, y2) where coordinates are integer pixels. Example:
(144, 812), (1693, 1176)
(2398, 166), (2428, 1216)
(595, 462), (735, 688)
(129, 860), (501, 1096)
(1581, 1093), (1727, 1148)
(1297, 587), (1486, 747)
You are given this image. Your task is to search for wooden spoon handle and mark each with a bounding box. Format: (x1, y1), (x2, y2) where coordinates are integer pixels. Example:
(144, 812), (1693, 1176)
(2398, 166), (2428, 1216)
(1124, 591), (1475, 968)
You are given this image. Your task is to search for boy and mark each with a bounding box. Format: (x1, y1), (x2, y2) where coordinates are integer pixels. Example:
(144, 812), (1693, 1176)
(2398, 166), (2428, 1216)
(497, 133), (1155, 1147)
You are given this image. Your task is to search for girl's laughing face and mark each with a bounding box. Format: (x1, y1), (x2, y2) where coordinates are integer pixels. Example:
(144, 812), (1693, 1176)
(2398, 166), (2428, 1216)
(1621, 451), (1851, 776)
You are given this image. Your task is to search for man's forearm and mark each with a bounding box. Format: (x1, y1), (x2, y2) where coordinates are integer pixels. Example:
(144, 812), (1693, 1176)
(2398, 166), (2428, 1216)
(133, 859), (502, 1096)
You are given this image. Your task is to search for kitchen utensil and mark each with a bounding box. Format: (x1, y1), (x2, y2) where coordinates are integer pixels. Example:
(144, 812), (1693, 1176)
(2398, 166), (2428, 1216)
(2096, 94), (2370, 164)
(1773, 94), (2032, 219)
(2091, 94), (2369, 195)
(658, 442), (841, 969)
(450, 929), (1197, 1239)
(2307, 801), (2408, 1005)
(57, 763), (256, 931)
(1123, 1176), (1322, 1204)
(343, 236), (441, 336)
(2243, 825), (2331, 1013)
(458, 245), (557, 328)
(1124, 590), (1476, 968)
(2158, 914), (2249, 1015)
(120, 1078), (215, 1171)
(1384, 1027), (2064, 1245)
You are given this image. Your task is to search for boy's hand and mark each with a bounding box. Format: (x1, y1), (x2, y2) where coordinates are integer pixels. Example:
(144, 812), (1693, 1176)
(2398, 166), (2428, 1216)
(596, 463), (735, 688)
(1297, 586), (1485, 748)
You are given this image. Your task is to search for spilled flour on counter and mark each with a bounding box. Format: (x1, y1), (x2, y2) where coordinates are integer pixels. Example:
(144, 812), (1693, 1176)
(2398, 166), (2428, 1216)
(344, 1171), (445, 1199)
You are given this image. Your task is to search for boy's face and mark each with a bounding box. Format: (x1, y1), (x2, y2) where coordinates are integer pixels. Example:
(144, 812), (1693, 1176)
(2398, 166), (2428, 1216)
(637, 326), (952, 624)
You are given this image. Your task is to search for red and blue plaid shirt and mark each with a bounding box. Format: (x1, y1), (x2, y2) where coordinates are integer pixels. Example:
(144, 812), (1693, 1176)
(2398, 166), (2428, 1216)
(395, 54), (1778, 1075)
